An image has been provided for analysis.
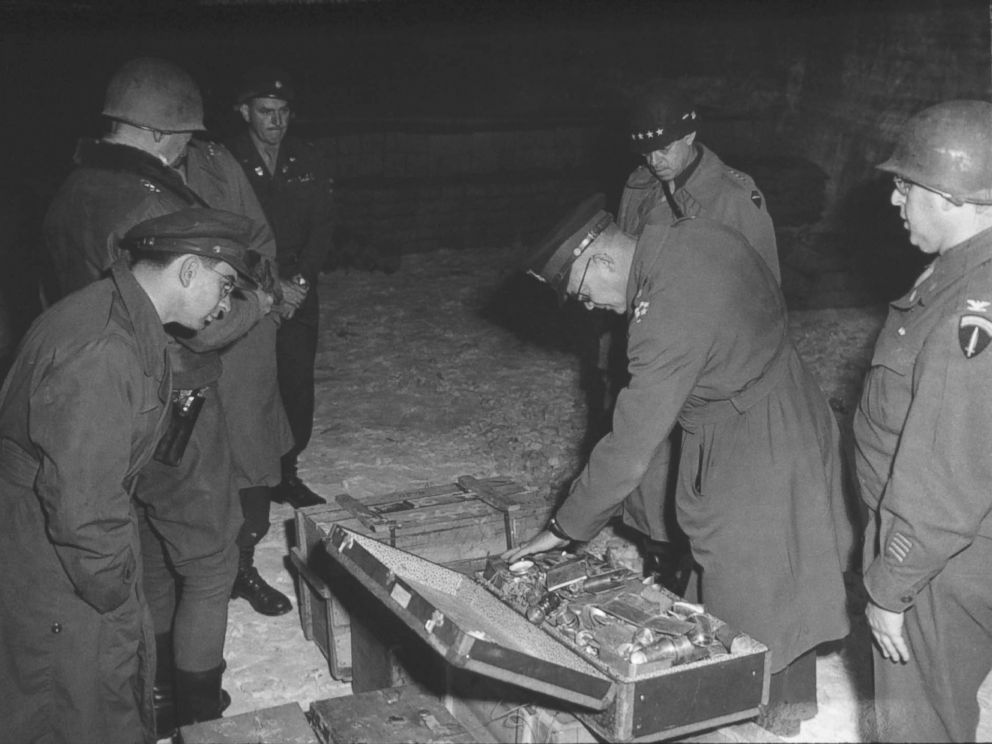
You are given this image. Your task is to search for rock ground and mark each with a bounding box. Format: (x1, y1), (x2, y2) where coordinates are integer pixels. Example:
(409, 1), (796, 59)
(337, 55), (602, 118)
(219, 245), (992, 742)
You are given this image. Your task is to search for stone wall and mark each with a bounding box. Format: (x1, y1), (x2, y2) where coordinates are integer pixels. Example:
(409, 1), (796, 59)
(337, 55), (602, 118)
(4, 0), (990, 288)
(316, 122), (604, 257)
(797, 0), (991, 220)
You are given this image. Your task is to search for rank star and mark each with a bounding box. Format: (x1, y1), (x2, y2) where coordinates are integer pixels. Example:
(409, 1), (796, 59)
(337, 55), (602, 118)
(633, 301), (650, 323)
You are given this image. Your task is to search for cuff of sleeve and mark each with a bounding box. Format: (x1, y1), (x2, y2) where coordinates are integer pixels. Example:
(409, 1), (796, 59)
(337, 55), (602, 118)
(547, 515), (573, 542)
(863, 563), (918, 613)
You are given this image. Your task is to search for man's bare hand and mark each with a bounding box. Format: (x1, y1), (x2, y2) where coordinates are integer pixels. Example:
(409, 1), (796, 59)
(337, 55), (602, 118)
(280, 279), (307, 310)
(501, 529), (568, 563)
(866, 602), (910, 663)
(252, 288), (275, 316)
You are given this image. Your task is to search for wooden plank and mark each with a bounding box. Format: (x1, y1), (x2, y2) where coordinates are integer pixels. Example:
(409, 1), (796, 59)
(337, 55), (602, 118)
(310, 686), (479, 744)
(179, 702), (317, 743)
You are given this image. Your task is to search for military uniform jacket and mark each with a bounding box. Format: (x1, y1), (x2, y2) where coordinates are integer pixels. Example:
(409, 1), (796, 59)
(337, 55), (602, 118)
(0, 262), (171, 743)
(854, 226), (992, 613)
(226, 132), (335, 313)
(556, 217), (850, 671)
(617, 144), (780, 282)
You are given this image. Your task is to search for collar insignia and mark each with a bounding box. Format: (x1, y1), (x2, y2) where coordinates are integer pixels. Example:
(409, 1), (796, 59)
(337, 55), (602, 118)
(633, 300), (650, 323)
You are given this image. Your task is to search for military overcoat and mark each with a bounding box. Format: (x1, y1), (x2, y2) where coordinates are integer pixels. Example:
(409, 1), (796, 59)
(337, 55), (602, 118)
(0, 263), (171, 744)
(42, 138), (269, 547)
(183, 139), (293, 489)
(556, 218), (851, 672)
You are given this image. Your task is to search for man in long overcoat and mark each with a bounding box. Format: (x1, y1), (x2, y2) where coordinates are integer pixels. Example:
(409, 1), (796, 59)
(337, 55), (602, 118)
(507, 196), (852, 735)
(0, 210), (257, 744)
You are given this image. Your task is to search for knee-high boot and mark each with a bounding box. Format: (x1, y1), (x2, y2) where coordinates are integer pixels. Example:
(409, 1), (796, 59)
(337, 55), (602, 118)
(174, 664), (231, 727)
(153, 632), (177, 740)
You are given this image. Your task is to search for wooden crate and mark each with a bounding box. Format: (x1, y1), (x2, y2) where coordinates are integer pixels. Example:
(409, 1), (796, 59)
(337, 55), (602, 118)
(322, 527), (771, 743)
(178, 702), (317, 744)
(292, 476), (552, 680)
(445, 667), (598, 744)
(310, 685), (480, 744)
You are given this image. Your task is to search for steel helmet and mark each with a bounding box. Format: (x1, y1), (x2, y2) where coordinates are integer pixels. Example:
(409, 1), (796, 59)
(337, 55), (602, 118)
(877, 99), (992, 205)
(102, 57), (205, 133)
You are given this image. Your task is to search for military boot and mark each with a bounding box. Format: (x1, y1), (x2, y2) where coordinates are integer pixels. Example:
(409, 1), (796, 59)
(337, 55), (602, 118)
(153, 632), (177, 741)
(230, 544), (292, 616)
(274, 459), (326, 509)
(174, 664), (231, 727)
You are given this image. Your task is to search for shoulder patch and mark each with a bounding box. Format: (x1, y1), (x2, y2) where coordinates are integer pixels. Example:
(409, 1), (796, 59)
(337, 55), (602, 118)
(959, 314), (992, 358)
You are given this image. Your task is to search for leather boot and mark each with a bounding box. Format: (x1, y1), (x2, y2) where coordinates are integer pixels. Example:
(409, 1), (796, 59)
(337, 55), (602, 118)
(174, 664), (231, 727)
(274, 459), (326, 509)
(153, 632), (177, 740)
(230, 544), (292, 616)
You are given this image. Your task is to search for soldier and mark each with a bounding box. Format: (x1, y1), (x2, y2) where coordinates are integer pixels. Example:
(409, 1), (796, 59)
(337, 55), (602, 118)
(613, 83), (782, 597)
(854, 100), (992, 742)
(0, 209), (257, 744)
(619, 82), (779, 279)
(506, 195), (852, 736)
(183, 130), (301, 622)
(42, 57), (294, 737)
(227, 66), (335, 510)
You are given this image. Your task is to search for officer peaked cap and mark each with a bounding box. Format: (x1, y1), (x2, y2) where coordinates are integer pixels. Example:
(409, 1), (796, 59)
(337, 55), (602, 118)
(121, 208), (259, 287)
(523, 193), (612, 301)
(627, 83), (698, 154)
(235, 66), (296, 105)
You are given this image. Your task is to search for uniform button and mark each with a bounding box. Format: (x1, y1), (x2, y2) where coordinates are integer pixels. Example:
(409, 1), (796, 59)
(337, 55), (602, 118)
(51, 622), (62, 634)
(897, 328), (906, 336)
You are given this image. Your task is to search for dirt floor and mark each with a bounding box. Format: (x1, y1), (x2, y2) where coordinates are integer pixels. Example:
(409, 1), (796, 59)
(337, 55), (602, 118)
(218, 243), (992, 742)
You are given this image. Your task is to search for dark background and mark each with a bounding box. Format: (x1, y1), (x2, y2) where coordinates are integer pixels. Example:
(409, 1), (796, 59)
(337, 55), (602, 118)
(1, 0), (990, 315)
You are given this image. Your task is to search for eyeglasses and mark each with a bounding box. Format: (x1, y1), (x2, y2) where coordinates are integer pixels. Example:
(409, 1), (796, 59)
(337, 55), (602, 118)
(571, 255), (593, 304)
(893, 175), (956, 203)
(203, 264), (236, 300)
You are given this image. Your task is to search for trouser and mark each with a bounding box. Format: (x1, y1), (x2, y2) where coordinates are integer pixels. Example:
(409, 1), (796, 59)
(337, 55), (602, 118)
(276, 300), (318, 464)
(236, 485), (273, 549)
(136, 391), (240, 672)
(139, 510), (238, 671)
(872, 536), (992, 742)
